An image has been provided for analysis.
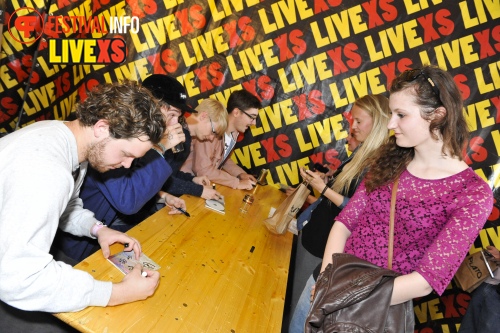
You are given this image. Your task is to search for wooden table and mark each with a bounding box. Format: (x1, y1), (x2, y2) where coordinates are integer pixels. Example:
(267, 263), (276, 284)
(55, 185), (293, 333)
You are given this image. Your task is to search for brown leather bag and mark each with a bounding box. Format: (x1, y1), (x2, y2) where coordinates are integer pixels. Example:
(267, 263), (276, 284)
(306, 178), (414, 333)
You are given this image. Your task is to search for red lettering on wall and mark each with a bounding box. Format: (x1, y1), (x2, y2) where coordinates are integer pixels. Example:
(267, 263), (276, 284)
(241, 75), (275, 102)
(125, 0), (157, 19)
(435, 9), (454, 36)
(313, 0), (342, 14)
(274, 30), (306, 62)
(309, 151), (324, 165)
(324, 148), (341, 170)
(454, 74), (470, 100)
(293, 90), (326, 121)
(465, 136), (488, 165)
(276, 134), (292, 158)
(189, 5), (206, 30)
(175, 8), (195, 35)
(53, 72), (71, 98)
(475, 29), (497, 59)
(0, 97), (18, 122)
(417, 14), (441, 43)
(326, 43), (361, 75)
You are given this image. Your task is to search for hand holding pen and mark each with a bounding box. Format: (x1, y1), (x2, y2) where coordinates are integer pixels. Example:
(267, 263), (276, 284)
(175, 206), (190, 217)
(158, 191), (188, 216)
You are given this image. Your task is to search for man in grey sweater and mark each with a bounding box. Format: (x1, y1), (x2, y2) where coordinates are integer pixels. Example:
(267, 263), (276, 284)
(0, 80), (164, 314)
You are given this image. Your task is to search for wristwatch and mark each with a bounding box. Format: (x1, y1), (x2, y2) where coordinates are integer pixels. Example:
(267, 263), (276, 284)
(91, 221), (107, 238)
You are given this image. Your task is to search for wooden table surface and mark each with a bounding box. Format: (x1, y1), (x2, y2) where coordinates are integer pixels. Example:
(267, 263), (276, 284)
(54, 185), (293, 333)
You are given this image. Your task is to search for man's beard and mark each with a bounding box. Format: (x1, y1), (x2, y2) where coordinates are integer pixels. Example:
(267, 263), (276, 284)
(87, 138), (112, 172)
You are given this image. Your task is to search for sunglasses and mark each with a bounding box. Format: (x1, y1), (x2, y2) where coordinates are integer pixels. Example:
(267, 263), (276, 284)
(209, 117), (216, 134)
(402, 69), (442, 104)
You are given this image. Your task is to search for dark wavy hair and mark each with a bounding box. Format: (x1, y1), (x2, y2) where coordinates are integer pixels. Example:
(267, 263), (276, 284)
(365, 65), (468, 192)
(75, 80), (165, 144)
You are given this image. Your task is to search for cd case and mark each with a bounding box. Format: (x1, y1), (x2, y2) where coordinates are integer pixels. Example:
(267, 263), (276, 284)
(205, 195), (225, 214)
(107, 250), (161, 275)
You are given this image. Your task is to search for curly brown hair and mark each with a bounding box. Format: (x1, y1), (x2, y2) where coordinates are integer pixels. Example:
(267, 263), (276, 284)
(365, 65), (468, 192)
(75, 80), (165, 144)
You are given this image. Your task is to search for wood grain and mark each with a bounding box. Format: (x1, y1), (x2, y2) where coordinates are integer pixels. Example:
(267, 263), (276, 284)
(54, 185), (293, 333)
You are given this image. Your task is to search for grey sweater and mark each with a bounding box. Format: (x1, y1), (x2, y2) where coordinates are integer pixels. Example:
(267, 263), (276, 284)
(0, 121), (111, 312)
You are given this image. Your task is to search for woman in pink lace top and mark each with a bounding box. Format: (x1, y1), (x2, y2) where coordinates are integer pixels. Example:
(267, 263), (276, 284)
(320, 65), (493, 304)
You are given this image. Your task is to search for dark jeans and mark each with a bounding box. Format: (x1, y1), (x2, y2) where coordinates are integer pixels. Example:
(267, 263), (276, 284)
(0, 301), (78, 333)
(458, 282), (500, 333)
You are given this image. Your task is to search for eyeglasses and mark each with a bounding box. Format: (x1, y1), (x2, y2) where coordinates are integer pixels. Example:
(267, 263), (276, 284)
(402, 69), (441, 104)
(209, 117), (216, 134)
(240, 109), (258, 121)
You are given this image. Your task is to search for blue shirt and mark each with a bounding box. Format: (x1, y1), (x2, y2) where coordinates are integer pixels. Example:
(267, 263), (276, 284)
(55, 149), (172, 261)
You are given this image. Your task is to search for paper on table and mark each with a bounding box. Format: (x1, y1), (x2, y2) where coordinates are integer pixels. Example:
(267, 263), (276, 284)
(107, 250), (161, 275)
(205, 195), (225, 214)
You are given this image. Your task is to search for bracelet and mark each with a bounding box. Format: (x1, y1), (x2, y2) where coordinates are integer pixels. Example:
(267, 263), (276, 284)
(157, 142), (167, 154)
(91, 222), (107, 238)
(321, 185), (328, 196)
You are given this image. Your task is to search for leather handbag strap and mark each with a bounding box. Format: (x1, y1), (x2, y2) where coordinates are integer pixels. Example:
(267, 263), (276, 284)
(388, 177), (399, 270)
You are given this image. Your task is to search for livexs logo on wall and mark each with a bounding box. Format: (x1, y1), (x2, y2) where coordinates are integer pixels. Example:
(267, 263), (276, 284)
(8, 6), (139, 64)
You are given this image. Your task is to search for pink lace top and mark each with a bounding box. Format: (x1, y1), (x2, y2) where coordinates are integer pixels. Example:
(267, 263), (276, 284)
(337, 168), (493, 295)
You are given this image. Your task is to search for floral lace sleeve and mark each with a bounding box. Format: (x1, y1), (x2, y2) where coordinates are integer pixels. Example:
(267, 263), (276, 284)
(337, 169), (493, 296)
(415, 178), (493, 295)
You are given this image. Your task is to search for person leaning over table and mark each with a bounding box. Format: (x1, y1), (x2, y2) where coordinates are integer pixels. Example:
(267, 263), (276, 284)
(53, 83), (190, 263)
(146, 96), (229, 214)
(288, 94), (391, 332)
(143, 74), (222, 202)
(0, 80), (164, 313)
(306, 66), (493, 331)
(181, 89), (261, 190)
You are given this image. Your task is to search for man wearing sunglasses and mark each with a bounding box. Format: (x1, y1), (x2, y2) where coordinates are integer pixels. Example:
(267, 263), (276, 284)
(181, 89), (261, 190)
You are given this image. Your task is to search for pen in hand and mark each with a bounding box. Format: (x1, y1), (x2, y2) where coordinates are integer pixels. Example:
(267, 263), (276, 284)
(176, 206), (191, 217)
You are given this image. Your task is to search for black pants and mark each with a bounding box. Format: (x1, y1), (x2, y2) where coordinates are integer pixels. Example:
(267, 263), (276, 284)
(0, 301), (78, 333)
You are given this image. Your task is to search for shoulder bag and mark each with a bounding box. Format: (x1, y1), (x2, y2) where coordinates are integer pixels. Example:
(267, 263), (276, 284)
(264, 180), (310, 235)
(454, 248), (498, 293)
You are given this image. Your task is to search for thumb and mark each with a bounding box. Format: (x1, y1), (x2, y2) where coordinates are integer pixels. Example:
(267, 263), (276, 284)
(100, 243), (110, 259)
(132, 263), (144, 274)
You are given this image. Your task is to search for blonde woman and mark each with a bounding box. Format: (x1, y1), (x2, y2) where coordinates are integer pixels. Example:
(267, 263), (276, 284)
(289, 94), (391, 332)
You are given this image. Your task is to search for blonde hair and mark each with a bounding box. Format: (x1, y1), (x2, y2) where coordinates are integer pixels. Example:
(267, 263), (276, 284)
(195, 98), (228, 136)
(332, 94), (390, 193)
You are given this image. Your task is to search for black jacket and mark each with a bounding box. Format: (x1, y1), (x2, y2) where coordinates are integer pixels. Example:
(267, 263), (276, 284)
(306, 253), (414, 333)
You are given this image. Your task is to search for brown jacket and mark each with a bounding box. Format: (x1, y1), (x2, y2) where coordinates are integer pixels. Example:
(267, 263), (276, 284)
(180, 136), (245, 189)
(306, 253), (414, 333)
